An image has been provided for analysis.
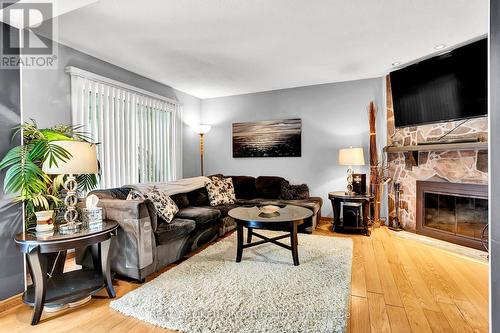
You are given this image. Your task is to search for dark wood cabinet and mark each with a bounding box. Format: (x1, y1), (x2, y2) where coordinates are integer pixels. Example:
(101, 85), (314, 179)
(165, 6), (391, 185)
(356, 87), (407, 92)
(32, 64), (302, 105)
(329, 191), (373, 236)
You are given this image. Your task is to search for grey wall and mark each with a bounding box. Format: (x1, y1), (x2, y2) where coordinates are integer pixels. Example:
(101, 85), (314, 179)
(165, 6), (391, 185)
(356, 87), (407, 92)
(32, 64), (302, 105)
(490, 0), (499, 330)
(22, 40), (202, 178)
(181, 95), (202, 178)
(199, 78), (385, 216)
(0, 23), (24, 301)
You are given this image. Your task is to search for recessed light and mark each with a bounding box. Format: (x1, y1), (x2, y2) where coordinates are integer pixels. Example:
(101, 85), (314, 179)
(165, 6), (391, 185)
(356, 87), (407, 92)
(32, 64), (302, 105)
(392, 61), (401, 67)
(434, 44), (446, 50)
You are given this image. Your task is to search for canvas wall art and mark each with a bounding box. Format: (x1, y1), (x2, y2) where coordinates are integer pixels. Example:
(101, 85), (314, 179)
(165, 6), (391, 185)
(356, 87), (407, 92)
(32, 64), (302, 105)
(232, 118), (302, 158)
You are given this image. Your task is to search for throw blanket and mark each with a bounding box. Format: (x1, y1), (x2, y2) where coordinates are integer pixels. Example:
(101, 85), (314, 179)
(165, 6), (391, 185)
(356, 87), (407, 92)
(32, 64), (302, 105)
(124, 176), (211, 197)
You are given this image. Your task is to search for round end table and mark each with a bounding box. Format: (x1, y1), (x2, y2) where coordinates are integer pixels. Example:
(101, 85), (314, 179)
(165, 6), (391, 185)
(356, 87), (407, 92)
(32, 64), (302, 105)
(15, 220), (118, 325)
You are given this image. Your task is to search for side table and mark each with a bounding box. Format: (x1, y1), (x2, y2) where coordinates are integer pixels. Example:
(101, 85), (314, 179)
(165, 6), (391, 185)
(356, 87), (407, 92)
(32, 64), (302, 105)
(328, 191), (374, 236)
(14, 220), (118, 325)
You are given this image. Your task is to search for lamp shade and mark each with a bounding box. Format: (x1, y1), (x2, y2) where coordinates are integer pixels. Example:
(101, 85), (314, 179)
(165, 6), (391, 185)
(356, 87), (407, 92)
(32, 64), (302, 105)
(42, 141), (98, 175)
(338, 147), (365, 166)
(192, 124), (212, 134)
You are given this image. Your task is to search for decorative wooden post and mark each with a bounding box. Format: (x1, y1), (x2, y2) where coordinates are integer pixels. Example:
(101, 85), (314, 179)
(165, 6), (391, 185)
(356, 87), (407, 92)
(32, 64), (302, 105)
(368, 101), (381, 225)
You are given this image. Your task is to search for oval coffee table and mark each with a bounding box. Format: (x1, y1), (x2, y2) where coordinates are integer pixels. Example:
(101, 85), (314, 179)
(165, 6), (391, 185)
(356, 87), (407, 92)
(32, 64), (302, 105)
(228, 205), (312, 266)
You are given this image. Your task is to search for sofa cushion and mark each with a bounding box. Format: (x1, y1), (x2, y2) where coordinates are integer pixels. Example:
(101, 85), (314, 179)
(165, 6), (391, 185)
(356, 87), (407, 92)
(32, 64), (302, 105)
(234, 198), (270, 206)
(155, 218), (196, 244)
(255, 176), (285, 199)
(278, 198), (323, 215)
(228, 176), (257, 199)
(170, 193), (190, 208)
(202, 204), (239, 218)
(187, 187), (210, 206)
(206, 177), (236, 206)
(235, 197), (321, 215)
(176, 207), (221, 226)
(280, 181), (310, 200)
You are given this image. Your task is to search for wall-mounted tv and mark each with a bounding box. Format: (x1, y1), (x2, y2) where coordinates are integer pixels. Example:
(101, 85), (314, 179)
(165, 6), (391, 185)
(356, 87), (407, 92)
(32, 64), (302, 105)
(390, 38), (487, 128)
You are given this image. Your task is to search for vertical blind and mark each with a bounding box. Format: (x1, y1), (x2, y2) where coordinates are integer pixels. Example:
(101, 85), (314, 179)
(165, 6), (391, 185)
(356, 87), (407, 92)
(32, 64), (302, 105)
(66, 66), (182, 188)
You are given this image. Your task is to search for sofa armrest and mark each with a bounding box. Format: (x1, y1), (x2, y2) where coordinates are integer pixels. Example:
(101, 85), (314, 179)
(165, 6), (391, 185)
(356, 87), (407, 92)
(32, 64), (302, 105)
(308, 196), (323, 207)
(77, 198), (156, 276)
(95, 198), (157, 232)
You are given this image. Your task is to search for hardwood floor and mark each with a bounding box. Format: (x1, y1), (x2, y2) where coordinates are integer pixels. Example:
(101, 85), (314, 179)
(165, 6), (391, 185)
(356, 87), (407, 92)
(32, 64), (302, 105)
(0, 224), (488, 333)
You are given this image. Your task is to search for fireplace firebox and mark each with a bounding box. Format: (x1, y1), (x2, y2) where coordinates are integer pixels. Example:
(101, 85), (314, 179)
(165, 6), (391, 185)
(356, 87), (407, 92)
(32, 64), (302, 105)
(416, 181), (488, 250)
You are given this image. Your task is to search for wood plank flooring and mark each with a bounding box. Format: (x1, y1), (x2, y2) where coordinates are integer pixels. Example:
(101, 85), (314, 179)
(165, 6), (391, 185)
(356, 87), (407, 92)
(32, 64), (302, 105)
(0, 224), (488, 333)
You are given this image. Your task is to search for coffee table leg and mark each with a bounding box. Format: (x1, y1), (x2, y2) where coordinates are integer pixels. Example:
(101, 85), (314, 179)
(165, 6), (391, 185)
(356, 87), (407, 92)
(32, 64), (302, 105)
(247, 227), (253, 243)
(290, 221), (299, 266)
(100, 236), (116, 298)
(28, 246), (47, 325)
(236, 222), (243, 262)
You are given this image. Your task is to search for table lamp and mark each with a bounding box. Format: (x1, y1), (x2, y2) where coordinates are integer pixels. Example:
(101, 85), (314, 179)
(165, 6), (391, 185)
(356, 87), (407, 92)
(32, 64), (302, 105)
(338, 147), (365, 195)
(192, 124), (211, 176)
(43, 141), (98, 233)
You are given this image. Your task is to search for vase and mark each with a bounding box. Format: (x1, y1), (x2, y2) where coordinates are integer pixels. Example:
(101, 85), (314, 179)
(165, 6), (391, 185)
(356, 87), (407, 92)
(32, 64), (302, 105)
(35, 210), (54, 233)
(370, 183), (385, 228)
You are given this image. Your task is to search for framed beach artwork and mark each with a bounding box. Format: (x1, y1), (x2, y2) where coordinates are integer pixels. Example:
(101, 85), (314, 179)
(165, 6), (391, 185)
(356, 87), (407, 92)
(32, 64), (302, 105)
(232, 118), (302, 158)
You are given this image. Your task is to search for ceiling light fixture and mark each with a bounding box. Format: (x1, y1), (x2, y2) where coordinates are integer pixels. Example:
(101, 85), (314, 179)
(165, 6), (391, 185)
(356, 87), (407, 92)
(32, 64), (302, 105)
(392, 61), (401, 67)
(434, 44), (446, 50)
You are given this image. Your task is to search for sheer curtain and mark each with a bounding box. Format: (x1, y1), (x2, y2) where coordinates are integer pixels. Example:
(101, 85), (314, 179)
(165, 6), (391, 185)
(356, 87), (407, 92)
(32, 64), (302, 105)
(66, 66), (182, 188)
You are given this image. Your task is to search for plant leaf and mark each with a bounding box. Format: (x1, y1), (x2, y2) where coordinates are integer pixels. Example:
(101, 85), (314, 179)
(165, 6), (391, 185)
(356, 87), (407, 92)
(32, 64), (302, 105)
(0, 146), (22, 170)
(76, 173), (99, 193)
(44, 142), (72, 168)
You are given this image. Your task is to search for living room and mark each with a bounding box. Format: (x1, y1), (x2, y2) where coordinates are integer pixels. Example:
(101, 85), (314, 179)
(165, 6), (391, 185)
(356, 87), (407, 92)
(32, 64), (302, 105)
(0, 1), (498, 332)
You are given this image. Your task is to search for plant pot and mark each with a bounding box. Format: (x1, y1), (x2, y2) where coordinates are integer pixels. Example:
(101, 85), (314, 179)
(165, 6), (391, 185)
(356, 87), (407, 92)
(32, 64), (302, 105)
(35, 210), (54, 233)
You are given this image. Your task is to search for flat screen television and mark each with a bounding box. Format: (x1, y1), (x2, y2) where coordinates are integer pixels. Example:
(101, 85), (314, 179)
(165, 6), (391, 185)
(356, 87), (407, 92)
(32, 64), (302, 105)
(390, 38), (487, 128)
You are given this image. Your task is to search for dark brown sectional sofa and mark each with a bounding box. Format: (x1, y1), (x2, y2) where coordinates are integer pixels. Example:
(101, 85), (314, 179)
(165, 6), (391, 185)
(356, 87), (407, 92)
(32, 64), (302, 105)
(77, 175), (322, 281)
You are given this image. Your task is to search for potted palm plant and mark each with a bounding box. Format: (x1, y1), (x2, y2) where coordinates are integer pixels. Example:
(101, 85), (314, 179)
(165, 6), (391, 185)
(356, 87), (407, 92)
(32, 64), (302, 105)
(0, 120), (99, 230)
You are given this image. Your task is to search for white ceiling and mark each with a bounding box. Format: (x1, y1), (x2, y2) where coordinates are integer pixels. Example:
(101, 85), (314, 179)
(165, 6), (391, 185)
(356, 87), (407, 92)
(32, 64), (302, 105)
(53, 0), (488, 98)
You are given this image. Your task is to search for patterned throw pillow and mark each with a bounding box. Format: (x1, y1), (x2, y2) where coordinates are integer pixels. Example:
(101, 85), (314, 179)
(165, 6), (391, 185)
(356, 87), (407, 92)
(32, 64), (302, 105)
(126, 187), (179, 223)
(223, 177), (237, 201)
(127, 189), (145, 200)
(206, 177), (236, 206)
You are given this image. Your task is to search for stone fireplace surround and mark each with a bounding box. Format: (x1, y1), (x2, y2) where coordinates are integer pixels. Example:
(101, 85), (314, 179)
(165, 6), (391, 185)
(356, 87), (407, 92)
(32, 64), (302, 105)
(385, 76), (488, 231)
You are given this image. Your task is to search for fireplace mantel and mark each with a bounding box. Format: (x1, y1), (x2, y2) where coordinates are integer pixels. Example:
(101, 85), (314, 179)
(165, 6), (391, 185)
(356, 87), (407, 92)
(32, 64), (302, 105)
(384, 141), (488, 153)
(384, 142), (488, 167)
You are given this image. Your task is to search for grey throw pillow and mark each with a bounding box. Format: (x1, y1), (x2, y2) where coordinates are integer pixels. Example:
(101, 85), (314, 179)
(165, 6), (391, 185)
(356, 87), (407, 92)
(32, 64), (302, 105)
(280, 181), (310, 200)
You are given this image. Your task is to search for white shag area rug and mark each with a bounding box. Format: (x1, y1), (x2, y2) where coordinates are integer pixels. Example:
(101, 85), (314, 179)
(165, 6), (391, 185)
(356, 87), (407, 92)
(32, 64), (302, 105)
(110, 231), (353, 333)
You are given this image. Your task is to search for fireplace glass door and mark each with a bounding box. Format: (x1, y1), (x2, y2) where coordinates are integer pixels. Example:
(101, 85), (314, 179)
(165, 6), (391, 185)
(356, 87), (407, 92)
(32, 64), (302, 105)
(424, 192), (488, 240)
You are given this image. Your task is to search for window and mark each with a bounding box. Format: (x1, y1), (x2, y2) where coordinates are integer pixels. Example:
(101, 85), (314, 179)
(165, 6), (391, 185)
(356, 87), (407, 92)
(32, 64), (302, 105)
(66, 66), (182, 188)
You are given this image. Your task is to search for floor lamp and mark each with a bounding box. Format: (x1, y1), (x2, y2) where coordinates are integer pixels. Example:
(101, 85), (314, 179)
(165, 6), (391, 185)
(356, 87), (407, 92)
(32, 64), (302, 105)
(192, 125), (211, 176)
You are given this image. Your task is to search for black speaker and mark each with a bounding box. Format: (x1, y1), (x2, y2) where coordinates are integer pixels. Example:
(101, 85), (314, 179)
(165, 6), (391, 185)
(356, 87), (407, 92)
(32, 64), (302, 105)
(352, 173), (366, 194)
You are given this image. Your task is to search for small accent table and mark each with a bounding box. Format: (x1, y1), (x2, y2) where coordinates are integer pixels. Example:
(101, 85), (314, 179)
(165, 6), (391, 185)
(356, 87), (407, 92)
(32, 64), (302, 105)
(228, 205), (312, 266)
(329, 192), (374, 236)
(14, 220), (118, 325)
